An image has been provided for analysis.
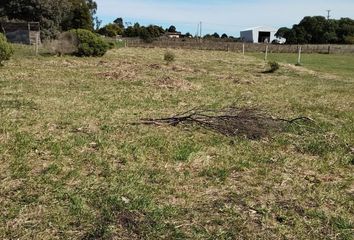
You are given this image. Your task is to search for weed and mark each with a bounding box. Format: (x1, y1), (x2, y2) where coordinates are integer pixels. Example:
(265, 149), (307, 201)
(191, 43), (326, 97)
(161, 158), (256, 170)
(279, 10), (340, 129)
(164, 51), (175, 65)
(263, 61), (280, 73)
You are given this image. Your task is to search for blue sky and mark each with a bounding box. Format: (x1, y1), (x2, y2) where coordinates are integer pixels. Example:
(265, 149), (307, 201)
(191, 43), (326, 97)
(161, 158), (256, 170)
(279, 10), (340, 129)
(95, 0), (354, 37)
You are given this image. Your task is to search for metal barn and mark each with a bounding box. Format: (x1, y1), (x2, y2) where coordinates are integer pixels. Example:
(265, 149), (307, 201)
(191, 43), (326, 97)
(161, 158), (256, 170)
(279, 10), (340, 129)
(240, 26), (285, 44)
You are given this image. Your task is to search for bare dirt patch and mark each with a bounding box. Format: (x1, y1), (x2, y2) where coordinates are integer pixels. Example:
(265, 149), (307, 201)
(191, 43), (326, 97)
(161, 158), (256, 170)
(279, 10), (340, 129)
(95, 70), (137, 81)
(155, 76), (196, 90)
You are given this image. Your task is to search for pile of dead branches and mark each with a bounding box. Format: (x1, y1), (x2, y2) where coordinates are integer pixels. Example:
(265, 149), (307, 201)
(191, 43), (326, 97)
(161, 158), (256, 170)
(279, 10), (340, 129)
(139, 106), (312, 139)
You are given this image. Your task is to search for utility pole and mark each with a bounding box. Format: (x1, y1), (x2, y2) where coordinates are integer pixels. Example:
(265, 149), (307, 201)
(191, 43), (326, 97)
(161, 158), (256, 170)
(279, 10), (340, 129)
(326, 10), (331, 20)
(199, 21), (202, 42)
(196, 22), (200, 39)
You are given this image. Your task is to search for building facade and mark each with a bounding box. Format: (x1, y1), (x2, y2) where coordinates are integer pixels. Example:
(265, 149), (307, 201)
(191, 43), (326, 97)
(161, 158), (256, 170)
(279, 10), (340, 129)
(240, 26), (286, 44)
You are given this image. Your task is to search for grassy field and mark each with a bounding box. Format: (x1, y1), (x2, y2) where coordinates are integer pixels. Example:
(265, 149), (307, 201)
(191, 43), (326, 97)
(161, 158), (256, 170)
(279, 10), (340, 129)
(0, 46), (353, 239)
(249, 52), (354, 78)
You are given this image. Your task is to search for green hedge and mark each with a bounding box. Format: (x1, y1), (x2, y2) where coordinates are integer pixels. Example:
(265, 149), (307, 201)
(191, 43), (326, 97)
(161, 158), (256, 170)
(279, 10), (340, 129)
(70, 29), (109, 57)
(0, 33), (14, 66)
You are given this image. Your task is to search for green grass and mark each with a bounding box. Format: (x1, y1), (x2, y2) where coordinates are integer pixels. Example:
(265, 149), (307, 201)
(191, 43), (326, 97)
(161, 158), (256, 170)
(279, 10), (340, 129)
(0, 45), (353, 239)
(249, 52), (354, 78)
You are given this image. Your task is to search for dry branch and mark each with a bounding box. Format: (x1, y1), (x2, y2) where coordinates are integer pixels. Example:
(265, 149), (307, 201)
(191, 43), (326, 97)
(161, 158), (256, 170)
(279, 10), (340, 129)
(138, 106), (313, 139)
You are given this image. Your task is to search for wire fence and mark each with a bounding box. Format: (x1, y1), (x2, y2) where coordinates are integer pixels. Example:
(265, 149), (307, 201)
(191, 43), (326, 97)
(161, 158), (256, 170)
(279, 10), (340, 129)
(125, 38), (354, 54)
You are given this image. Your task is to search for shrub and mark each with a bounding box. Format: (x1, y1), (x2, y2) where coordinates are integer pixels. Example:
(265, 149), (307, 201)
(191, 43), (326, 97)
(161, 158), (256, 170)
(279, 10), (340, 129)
(43, 32), (78, 56)
(264, 61), (280, 73)
(164, 51), (175, 65)
(0, 33), (14, 66)
(69, 29), (109, 57)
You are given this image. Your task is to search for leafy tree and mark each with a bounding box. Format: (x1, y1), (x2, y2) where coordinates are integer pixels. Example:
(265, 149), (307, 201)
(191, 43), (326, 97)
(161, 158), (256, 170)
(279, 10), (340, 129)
(184, 32), (192, 38)
(212, 32), (220, 38)
(275, 27), (291, 39)
(168, 25), (176, 33)
(337, 18), (354, 43)
(0, 0), (97, 38)
(98, 23), (123, 37)
(122, 23), (165, 41)
(61, 0), (95, 31)
(1, 0), (71, 38)
(277, 16), (354, 44)
(113, 18), (124, 29)
(146, 25), (164, 38)
(203, 34), (212, 39)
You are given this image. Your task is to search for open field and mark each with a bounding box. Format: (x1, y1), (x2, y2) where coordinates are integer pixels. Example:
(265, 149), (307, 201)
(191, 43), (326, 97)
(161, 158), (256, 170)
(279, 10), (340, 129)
(0, 46), (353, 239)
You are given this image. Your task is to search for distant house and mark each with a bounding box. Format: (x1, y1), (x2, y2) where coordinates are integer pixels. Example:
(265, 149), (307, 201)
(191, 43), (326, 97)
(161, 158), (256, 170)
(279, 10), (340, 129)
(164, 32), (182, 39)
(240, 26), (286, 44)
(1, 22), (40, 45)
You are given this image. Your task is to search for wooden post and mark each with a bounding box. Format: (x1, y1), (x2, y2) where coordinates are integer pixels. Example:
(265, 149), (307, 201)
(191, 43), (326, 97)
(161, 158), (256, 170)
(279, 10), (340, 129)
(242, 43), (245, 55)
(297, 46), (302, 65)
(35, 33), (39, 56)
(28, 23), (31, 45)
(265, 45), (268, 61)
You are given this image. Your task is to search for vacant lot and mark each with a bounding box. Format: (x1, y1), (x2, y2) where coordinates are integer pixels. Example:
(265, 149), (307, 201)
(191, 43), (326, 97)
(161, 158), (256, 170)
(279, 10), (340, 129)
(0, 46), (353, 239)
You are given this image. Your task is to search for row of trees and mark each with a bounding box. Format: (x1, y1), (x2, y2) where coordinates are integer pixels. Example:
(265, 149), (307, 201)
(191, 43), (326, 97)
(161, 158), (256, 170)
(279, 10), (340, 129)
(97, 20), (172, 40)
(276, 16), (354, 44)
(97, 19), (240, 42)
(0, 0), (97, 38)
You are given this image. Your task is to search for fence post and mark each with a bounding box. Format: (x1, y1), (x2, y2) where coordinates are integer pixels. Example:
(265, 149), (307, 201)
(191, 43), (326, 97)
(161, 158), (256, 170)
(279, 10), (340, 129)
(264, 45), (268, 61)
(35, 33), (39, 56)
(297, 46), (302, 65)
(242, 43), (245, 55)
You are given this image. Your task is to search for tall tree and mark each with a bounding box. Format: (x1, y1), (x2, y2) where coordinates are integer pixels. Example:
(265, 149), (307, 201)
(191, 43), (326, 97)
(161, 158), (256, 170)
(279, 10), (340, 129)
(1, 0), (71, 37)
(113, 18), (124, 29)
(0, 0), (97, 38)
(61, 0), (95, 31)
(277, 16), (354, 44)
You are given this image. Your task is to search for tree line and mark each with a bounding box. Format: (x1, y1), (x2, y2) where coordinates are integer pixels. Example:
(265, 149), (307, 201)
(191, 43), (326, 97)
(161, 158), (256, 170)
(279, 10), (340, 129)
(276, 16), (354, 44)
(98, 19), (240, 42)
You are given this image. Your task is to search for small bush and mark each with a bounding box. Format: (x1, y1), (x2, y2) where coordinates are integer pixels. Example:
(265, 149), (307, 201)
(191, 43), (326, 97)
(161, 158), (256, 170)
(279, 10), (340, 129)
(0, 33), (14, 66)
(264, 61), (280, 73)
(107, 41), (115, 49)
(69, 29), (109, 57)
(164, 51), (175, 65)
